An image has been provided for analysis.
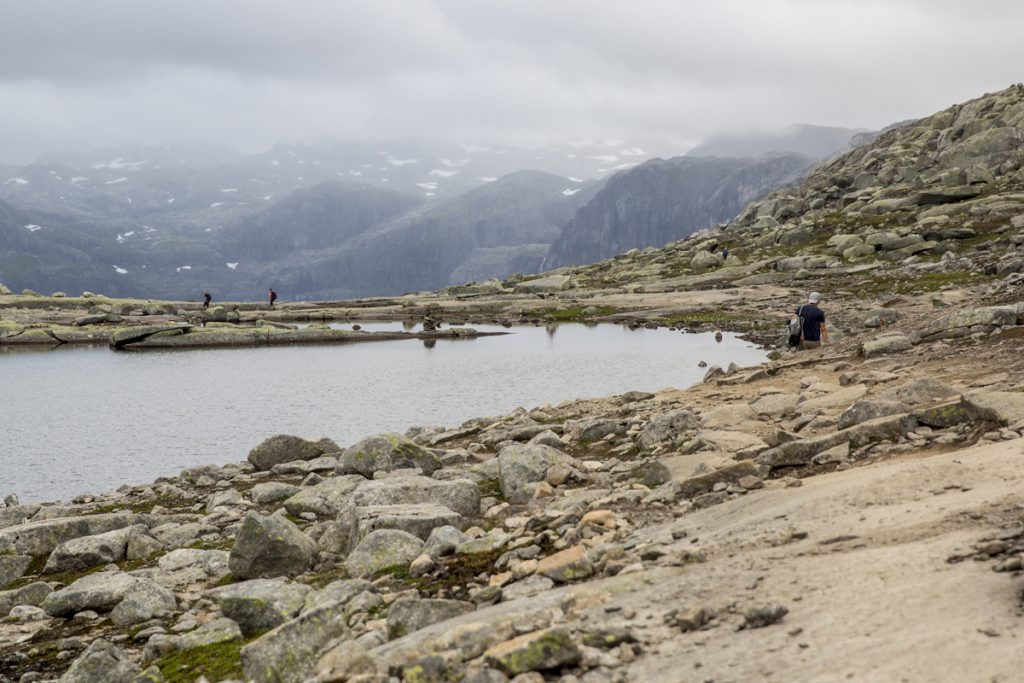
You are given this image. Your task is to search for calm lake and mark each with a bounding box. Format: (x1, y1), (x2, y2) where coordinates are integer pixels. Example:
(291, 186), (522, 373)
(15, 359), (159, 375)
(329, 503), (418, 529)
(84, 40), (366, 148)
(1, 322), (765, 502)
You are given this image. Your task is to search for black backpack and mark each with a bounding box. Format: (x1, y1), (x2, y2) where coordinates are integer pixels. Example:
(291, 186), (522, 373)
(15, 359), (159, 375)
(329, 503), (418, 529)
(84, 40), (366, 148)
(787, 305), (805, 347)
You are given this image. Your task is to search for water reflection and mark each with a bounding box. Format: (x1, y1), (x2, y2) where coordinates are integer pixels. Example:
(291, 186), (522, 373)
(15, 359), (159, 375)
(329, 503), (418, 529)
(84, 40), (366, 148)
(2, 323), (765, 501)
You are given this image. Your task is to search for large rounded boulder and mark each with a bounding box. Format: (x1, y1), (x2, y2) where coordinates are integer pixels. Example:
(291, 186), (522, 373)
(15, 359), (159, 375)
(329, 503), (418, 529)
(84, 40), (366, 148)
(229, 512), (317, 579)
(247, 434), (340, 471)
(337, 433), (440, 477)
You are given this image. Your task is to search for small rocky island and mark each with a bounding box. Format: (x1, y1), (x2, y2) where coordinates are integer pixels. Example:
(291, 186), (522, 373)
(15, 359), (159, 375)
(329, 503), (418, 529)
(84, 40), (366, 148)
(3, 85), (1024, 682)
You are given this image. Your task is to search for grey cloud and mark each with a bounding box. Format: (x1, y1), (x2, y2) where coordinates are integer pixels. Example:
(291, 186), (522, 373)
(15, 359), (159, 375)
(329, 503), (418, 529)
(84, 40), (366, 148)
(0, 0), (1022, 163)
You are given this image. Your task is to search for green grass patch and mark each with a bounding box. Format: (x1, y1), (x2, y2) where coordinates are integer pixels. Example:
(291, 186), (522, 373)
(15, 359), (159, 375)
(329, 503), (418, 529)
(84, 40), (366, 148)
(155, 639), (246, 683)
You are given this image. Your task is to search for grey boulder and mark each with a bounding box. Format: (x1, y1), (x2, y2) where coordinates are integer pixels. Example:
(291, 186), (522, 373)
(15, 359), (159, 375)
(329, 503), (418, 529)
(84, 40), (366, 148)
(241, 600), (351, 683)
(337, 433), (441, 477)
(57, 639), (142, 683)
(387, 597), (475, 639)
(229, 512), (317, 579)
(248, 434), (340, 471)
(353, 476), (480, 517)
(207, 579), (313, 636)
(496, 444), (574, 504)
(639, 409), (700, 450)
(346, 529), (424, 578)
(282, 475), (362, 517)
(43, 524), (149, 574)
(358, 504), (463, 541)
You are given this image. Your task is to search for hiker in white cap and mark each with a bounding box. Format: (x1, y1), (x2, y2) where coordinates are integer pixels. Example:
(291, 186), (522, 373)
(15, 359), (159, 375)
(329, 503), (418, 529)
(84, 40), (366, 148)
(794, 291), (828, 350)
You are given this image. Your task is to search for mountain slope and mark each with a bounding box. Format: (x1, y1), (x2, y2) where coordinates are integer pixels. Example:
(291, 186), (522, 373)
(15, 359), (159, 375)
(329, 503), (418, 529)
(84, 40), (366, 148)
(543, 84), (1024, 301)
(258, 170), (602, 298)
(544, 154), (812, 268)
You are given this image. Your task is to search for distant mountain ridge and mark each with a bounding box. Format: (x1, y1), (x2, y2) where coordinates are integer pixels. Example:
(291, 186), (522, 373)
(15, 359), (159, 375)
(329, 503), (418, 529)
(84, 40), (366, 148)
(543, 154), (813, 268)
(686, 124), (868, 160)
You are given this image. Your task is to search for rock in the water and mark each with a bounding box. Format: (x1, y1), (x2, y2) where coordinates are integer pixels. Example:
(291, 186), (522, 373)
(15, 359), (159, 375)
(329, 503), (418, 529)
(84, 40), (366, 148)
(346, 529), (424, 578)
(338, 433), (441, 477)
(496, 444), (575, 504)
(353, 476), (480, 517)
(387, 597), (475, 639)
(484, 627), (581, 675)
(241, 600), (351, 683)
(248, 434), (339, 471)
(207, 579), (313, 636)
(229, 512), (317, 579)
(58, 639), (141, 683)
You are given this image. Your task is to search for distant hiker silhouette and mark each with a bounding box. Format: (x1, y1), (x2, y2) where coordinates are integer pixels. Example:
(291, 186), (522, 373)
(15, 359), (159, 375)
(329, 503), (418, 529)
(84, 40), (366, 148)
(202, 291), (211, 309)
(268, 288), (278, 308)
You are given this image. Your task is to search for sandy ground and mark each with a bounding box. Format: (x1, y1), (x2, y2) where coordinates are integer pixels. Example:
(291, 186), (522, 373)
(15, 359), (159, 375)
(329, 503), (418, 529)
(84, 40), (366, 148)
(614, 438), (1024, 682)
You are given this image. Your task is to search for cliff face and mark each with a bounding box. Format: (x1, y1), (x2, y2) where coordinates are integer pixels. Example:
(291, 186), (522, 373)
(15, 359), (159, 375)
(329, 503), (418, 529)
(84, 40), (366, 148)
(543, 154), (812, 268)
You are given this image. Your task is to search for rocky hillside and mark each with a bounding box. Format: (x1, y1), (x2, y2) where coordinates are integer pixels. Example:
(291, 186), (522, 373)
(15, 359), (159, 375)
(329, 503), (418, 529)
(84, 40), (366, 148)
(544, 154), (812, 269)
(543, 84), (1024, 307)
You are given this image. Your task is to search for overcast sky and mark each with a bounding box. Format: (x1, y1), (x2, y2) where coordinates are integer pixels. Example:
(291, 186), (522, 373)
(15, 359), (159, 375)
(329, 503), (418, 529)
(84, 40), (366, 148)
(1, 0), (1022, 164)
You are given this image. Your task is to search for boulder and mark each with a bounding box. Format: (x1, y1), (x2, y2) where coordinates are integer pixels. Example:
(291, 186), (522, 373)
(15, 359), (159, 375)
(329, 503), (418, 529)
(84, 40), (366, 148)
(316, 500), (361, 556)
(536, 545), (593, 583)
(241, 600), (351, 683)
(57, 639), (141, 683)
(484, 627), (581, 676)
(684, 431), (768, 458)
(250, 481), (301, 505)
(337, 433), (441, 477)
(358, 504), (463, 540)
(0, 581), (52, 617)
(305, 578), (375, 612)
(563, 418), (625, 443)
(798, 384), (869, 411)
(229, 512), (317, 579)
(248, 434), (339, 471)
(691, 250), (724, 270)
(109, 580), (178, 626)
(207, 579), (313, 636)
(515, 275), (572, 293)
(282, 475), (362, 517)
(638, 409), (700, 450)
(315, 641), (382, 681)
(175, 617), (243, 650)
(387, 597), (475, 639)
(749, 393), (800, 419)
(43, 525), (148, 574)
(758, 414), (916, 470)
(496, 444), (575, 504)
(861, 334), (913, 359)
(205, 488), (242, 512)
(353, 476), (480, 517)
(0, 512), (146, 556)
(961, 391), (1024, 426)
(42, 571), (162, 617)
(0, 554), (32, 589)
(673, 459), (761, 500)
(877, 379), (958, 406)
(346, 529), (424, 578)
(838, 400), (911, 430)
